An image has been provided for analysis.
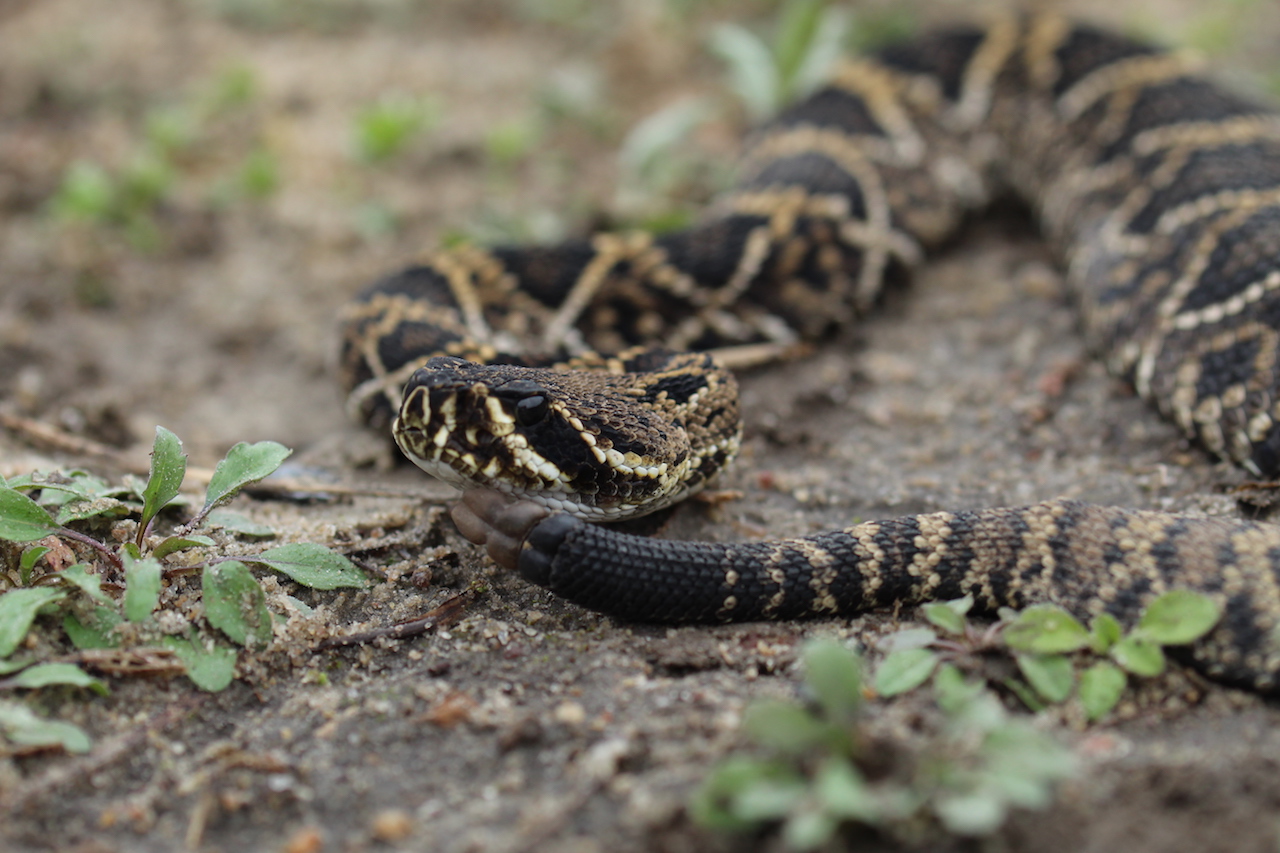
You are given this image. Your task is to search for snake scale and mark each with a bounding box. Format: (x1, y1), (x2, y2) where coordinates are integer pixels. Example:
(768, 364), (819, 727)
(338, 16), (1280, 692)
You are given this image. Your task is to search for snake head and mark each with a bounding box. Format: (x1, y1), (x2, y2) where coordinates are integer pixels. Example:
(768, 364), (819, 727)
(392, 353), (741, 521)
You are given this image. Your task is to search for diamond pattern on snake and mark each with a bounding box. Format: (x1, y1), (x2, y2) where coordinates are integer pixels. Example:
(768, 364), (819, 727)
(338, 15), (1280, 692)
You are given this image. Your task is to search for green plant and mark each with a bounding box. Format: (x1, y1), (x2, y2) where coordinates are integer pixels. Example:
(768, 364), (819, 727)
(707, 0), (851, 121)
(47, 64), (276, 252)
(693, 640), (1075, 849)
(615, 1), (899, 230)
(615, 97), (723, 231)
(352, 94), (440, 164)
(873, 592), (1222, 720)
(0, 428), (367, 751)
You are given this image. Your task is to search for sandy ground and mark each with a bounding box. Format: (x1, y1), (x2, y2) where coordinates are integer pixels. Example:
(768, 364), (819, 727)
(3, 0), (1280, 851)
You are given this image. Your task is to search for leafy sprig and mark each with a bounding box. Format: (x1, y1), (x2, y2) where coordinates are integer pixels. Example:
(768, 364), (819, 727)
(0, 427), (368, 750)
(693, 641), (1075, 849)
(873, 592), (1223, 720)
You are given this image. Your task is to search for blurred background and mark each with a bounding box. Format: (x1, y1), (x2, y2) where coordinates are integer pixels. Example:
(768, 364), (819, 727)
(2, 0), (1277, 466)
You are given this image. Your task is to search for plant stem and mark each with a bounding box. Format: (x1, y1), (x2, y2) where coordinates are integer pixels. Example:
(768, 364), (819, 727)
(57, 528), (123, 573)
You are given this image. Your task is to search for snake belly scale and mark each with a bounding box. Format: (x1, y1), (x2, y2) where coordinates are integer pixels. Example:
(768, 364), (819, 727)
(338, 15), (1280, 691)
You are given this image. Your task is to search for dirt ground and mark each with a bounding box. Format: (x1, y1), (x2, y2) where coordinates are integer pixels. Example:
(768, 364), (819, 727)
(4, 1), (1280, 851)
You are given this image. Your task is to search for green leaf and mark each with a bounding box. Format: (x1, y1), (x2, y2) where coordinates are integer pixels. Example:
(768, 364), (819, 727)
(202, 441), (292, 513)
(1002, 605), (1091, 654)
(879, 626), (938, 651)
(1090, 612), (1123, 653)
(20, 546), (51, 576)
(353, 95), (435, 163)
(163, 635), (237, 691)
(707, 23), (781, 119)
(202, 561), (272, 649)
(1005, 677), (1047, 713)
(63, 607), (122, 649)
(60, 564), (112, 604)
(1111, 635), (1166, 677)
(1015, 653), (1075, 703)
(934, 790), (1007, 837)
(815, 757), (877, 822)
(618, 98), (713, 187)
(0, 659), (31, 675)
(152, 534), (215, 560)
(789, 6), (851, 98)
(139, 426), (187, 534)
(0, 485), (58, 542)
(1079, 661), (1128, 721)
(5, 662), (107, 695)
(773, 0), (826, 84)
(922, 596), (971, 636)
(246, 543), (366, 589)
(730, 773), (808, 821)
(802, 640), (862, 721)
(0, 588), (66, 657)
(25, 472), (113, 507)
(690, 756), (789, 831)
(873, 648), (938, 697)
(0, 700), (90, 753)
(782, 809), (838, 852)
(55, 496), (131, 525)
(982, 724), (1078, 787)
(123, 555), (163, 622)
(742, 699), (837, 756)
(933, 664), (988, 717)
(1134, 590), (1222, 645)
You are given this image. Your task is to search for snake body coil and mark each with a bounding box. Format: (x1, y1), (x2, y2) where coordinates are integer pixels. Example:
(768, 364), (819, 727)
(339, 17), (1280, 691)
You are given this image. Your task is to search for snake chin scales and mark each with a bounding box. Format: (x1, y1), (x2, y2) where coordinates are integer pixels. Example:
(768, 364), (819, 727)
(344, 14), (1280, 692)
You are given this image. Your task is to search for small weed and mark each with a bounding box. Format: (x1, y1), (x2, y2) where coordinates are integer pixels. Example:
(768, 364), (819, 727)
(874, 592), (1222, 720)
(230, 145), (281, 201)
(615, 0), (901, 229)
(693, 640), (1076, 849)
(484, 115), (546, 170)
(46, 64), (276, 252)
(615, 97), (722, 229)
(352, 94), (440, 164)
(0, 427), (367, 751)
(708, 0), (851, 121)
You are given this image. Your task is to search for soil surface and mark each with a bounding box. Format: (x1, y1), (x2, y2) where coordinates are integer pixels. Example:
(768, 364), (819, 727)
(3, 1), (1280, 851)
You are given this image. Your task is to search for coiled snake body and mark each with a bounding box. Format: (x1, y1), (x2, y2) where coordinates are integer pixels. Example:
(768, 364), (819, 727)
(339, 16), (1280, 691)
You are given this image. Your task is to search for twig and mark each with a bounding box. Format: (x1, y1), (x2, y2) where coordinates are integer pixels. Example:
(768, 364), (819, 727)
(0, 410), (142, 470)
(707, 341), (812, 370)
(316, 588), (477, 649)
(57, 526), (124, 572)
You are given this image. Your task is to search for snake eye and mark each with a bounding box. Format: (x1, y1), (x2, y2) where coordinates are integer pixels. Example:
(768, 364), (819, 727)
(515, 394), (549, 426)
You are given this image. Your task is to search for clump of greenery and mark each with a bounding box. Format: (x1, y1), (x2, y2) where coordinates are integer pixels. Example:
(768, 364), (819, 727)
(48, 64), (279, 251)
(696, 590), (1222, 848)
(615, 0), (907, 231)
(351, 94), (441, 164)
(693, 641), (1076, 849)
(707, 0), (852, 120)
(0, 427), (366, 752)
(874, 592), (1222, 720)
